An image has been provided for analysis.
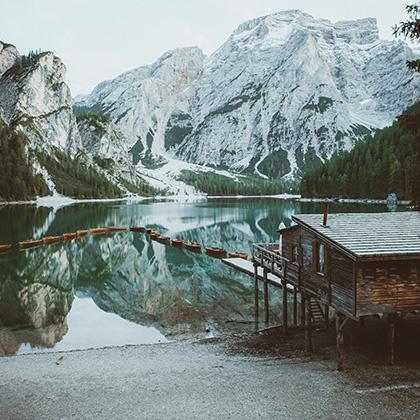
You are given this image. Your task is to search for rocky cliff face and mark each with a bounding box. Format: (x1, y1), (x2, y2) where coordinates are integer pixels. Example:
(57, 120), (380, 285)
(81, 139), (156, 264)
(0, 41), (19, 78)
(173, 11), (419, 177)
(76, 113), (137, 182)
(76, 47), (206, 168)
(78, 10), (420, 179)
(0, 46), (82, 155)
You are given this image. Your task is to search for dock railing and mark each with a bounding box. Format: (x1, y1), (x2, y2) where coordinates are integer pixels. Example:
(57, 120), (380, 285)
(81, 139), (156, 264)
(252, 243), (289, 279)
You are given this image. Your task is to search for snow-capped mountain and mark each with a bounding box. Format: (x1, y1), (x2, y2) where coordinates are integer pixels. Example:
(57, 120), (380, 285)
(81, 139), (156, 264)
(1, 9), (419, 200)
(78, 10), (420, 179)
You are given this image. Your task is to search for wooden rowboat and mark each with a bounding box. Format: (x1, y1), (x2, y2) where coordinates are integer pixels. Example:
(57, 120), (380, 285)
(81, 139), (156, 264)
(90, 228), (109, 235)
(108, 226), (127, 232)
(63, 233), (77, 241)
(206, 247), (227, 258)
(185, 242), (202, 252)
(150, 230), (160, 240)
(0, 244), (12, 253)
(228, 251), (248, 260)
(19, 239), (43, 249)
(77, 230), (89, 237)
(130, 226), (145, 233)
(171, 239), (184, 247)
(43, 236), (61, 245)
(157, 236), (170, 244)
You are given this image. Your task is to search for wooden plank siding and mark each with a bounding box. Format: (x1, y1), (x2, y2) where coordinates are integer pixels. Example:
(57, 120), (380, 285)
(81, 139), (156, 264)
(256, 212), (420, 320)
(330, 248), (355, 316)
(356, 260), (420, 315)
(282, 226), (356, 318)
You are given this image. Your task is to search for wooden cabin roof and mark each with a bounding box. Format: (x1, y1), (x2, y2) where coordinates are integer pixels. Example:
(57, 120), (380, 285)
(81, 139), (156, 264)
(291, 212), (420, 260)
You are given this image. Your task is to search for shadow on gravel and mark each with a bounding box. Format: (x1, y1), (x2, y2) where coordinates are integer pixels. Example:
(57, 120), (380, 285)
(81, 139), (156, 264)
(218, 314), (420, 388)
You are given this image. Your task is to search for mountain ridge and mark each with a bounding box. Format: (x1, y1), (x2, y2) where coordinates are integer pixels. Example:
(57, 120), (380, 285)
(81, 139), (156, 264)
(78, 9), (419, 181)
(0, 9), (419, 200)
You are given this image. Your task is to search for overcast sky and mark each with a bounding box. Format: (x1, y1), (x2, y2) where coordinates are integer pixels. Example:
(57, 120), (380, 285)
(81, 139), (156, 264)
(0, 0), (410, 96)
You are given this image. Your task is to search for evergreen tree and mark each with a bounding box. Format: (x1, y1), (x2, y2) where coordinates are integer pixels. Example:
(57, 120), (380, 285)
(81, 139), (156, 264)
(300, 101), (420, 202)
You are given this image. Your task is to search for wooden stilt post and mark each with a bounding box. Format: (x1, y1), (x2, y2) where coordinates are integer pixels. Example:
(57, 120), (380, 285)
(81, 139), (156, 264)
(263, 269), (269, 328)
(324, 304), (329, 331)
(293, 286), (298, 327)
(336, 313), (345, 371)
(300, 292), (306, 328)
(388, 313), (396, 365)
(282, 280), (288, 335)
(254, 263), (259, 331)
(305, 295), (312, 352)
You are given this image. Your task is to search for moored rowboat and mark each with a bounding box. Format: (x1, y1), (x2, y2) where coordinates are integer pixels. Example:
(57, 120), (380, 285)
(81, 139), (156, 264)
(157, 236), (170, 244)
(185, 242), (202, 252)
(108, 226), (127, 232)
(130, 226), (145, 233)
(19, 239), (43, 249)
(43, 236), (61, 245)
(206, 247), (227, 258)
(63, 233), (77, 241)
(0, 244), (12, 253)
(151, 232), (160, 241)
(90, 228), (109, 235)
(171, 239), (184, 247)
(227, 252), (248, 260)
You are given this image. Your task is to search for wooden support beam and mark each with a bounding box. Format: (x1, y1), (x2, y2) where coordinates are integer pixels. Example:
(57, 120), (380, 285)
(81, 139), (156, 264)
(282, 280), (288, 335)
(324, 304), (329, 331)
(263, 269), (269, 328)
(254, 263), (259, 331)
(388, 313), (396, 365)
(305, 295), (312, 352)
(293, 286), (298, 327)
(336, 312), (345, 371)
(300, 292), (306, 328)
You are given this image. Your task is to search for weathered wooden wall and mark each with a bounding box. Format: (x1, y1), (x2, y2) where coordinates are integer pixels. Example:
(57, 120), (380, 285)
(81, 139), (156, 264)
(357, 260), (420, 315)
(282, 227), (356, 317)
(330, 248), (355, 316)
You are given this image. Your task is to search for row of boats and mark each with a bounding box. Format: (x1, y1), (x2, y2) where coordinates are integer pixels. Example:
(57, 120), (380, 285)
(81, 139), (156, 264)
(0, 226), (127, 252)
(131, 226), (248, 260)
(0, 225), (248, 260)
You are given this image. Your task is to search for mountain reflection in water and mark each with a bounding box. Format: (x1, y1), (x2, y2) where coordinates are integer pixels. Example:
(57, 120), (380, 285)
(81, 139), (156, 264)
(0, 198), (392, 355)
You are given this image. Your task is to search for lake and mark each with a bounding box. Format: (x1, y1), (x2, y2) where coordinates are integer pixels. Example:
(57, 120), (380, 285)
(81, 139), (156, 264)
(0, 198), (402, 355)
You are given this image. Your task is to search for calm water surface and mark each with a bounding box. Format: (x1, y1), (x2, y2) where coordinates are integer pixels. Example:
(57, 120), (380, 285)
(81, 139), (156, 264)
(0, 198), (401, 355)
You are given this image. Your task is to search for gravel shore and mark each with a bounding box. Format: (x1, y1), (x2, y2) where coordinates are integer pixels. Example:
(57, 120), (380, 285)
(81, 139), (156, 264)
(1, 336), (420, 420)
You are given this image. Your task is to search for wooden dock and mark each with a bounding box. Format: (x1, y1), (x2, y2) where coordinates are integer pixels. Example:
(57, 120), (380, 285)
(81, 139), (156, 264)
(222, 258), (294, 291)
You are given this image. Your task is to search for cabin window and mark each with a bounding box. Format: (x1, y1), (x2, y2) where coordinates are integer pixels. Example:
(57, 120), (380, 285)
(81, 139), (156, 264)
(291, 245), (298, 263)
(316, 243), (325, 275)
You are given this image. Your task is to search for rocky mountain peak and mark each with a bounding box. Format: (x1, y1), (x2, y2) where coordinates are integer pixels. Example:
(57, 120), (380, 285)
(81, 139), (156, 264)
(0, 48), (81, 153)
(334, 17), (379, 44)
(72, 10), (419, 185)
(0, 40), (19, 78)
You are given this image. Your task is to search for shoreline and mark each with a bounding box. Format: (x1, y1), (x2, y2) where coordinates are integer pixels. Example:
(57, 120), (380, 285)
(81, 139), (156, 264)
(2, 328), (420, 419)
(0, 193), (411, 207)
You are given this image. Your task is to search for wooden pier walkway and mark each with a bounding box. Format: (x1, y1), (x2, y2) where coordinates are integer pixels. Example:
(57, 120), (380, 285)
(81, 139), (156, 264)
(222, 258), (294, 291)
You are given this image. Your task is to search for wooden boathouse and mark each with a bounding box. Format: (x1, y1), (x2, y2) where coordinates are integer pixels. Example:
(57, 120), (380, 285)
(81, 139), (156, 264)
(249, 211), (420, 370)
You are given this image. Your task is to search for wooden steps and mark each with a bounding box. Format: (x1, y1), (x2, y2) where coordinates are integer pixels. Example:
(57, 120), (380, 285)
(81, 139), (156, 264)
(310, 299), (324, 325)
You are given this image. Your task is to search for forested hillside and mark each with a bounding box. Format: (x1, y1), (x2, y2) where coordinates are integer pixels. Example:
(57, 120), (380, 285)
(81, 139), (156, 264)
(178, 170), (297, 196)
(300, 101), (420, 203)
(0, 120), (49, 201)
(36, 148), (123, 199)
